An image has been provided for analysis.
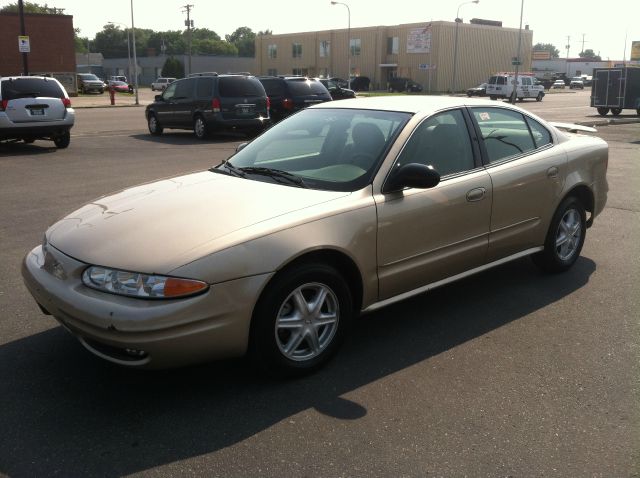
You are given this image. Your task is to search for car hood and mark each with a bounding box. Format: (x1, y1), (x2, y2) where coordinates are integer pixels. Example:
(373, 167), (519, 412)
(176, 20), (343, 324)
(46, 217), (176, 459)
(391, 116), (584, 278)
(47, 171), (350, 274)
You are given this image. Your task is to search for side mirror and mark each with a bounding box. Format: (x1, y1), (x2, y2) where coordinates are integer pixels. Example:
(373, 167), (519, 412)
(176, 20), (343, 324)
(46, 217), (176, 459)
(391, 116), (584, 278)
(155, 95), (163, 102)
(236, 142), (249, 153)
(383, 163), (440, 193)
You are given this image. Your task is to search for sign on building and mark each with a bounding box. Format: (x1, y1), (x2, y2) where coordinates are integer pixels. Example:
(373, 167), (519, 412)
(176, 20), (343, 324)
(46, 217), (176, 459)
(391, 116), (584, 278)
(18, 35), (30, 53)
(533, 50), (551, 60)
(407, 25), (431, 54)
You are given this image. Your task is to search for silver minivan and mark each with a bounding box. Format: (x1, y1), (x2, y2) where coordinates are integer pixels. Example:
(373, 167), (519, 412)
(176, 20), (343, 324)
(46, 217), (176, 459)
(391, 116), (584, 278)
(0, 76), (75, 148)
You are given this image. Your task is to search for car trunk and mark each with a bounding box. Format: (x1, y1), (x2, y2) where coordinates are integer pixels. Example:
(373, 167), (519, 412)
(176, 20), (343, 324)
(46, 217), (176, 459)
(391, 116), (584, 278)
(218, 77), (269, 120)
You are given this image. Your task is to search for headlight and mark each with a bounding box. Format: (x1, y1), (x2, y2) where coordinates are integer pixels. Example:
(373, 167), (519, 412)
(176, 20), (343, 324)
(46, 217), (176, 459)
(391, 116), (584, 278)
(82, 266), (208, 299)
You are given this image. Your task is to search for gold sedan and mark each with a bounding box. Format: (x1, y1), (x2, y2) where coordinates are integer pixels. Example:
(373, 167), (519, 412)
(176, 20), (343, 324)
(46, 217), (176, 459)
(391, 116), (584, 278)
(22, 96), (608, 376)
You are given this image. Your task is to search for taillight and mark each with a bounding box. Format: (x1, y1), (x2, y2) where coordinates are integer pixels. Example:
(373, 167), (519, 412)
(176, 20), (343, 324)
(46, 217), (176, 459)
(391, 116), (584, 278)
(283, 98), (293, 110)
(0, 99), (7, 111)
(211, 97), (221, 112)
(61, 97), (71, 108)
(266, 96), (271, 109)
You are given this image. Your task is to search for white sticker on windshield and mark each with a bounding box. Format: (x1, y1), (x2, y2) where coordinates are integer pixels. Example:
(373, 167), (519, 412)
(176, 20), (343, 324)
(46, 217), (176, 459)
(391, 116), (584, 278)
(479, 112), (490, 121)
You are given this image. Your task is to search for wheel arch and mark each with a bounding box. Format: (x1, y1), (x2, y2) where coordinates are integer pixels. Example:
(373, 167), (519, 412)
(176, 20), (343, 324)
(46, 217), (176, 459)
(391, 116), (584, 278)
(562, 184), (595, 227)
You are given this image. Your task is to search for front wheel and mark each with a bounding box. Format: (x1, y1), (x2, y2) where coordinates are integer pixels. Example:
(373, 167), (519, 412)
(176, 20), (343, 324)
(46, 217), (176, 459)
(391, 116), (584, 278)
(249, 263), (353, 377)
(532, 196), (586, 273)
(611, 108), (622, 116)
(53, 131), (70, 149)
(597, 107), (609, 116)
(489, 95), (497, 100)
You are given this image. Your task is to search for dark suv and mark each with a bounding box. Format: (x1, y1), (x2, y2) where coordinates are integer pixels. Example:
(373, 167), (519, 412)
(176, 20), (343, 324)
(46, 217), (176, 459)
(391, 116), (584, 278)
(257, 76), (332, 122)
(77, 73), (105, 94)
(387, 77), (423, 93)
(145, 74), (270, 139)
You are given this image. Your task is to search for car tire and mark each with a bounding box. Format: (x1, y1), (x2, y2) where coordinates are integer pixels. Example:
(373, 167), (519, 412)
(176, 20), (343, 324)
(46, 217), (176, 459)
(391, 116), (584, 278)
(536, 92), (543, 102)
(23, 138), (35, 144)
(53, 131), (70, 149)
(490, 95), (497, 100)
(611, 108), (622, 116)
(532, 196), (586, 273)
(193, 116), (208, 140)
(597, 107), (609, 116)
(147, 114), (163, 135)
(249, 263), (353, 377)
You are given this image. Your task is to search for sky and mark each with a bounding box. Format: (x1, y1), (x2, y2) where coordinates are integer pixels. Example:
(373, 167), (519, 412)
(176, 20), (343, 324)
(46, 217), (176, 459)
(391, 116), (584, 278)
(5, 0), (639, 61)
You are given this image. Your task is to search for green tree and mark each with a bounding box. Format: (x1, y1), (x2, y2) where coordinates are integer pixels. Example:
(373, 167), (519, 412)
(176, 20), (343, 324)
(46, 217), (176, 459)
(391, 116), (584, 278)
(533, 42), (560, 58)
(225, 27), (256, 57)
(148, 31), (187, 56)
(0, 2), (65, 13)
(192, 39), (237, 56)
(579, 49), (601, 61)
(74, 28), (88, 53)
(161, 56), (184, 78)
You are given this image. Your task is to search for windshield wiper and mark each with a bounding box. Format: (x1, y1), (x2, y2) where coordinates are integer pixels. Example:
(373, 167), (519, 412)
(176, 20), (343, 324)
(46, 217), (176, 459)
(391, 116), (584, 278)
(209, 161), (246, 178)
(239, 167), (307, 188)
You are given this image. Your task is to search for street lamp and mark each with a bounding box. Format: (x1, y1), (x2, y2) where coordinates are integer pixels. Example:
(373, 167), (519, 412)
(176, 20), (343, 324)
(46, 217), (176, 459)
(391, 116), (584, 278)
(331, 1), (351, 90)
(130, 0), (139, 105)
(510, 0), (525, 104)
(451, 0), (479, 95)
(107, 21), (132, 84)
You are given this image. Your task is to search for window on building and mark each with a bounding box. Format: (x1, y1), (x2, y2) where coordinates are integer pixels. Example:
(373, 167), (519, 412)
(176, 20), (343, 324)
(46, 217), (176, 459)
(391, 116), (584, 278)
(319, 40), (330, 58)
(318, 68), (329, 78)
(268, 44), (277, 59)
(350, 38), (361, 56)
(292, 43), (302, 58)
(292, 68), (309, 76)
(387, 37), (399, 55)
(267, 68), (278, 76)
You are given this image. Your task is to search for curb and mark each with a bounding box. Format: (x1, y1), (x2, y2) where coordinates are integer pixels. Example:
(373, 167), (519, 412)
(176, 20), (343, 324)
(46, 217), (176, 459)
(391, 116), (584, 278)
(577, 117), (640, 127)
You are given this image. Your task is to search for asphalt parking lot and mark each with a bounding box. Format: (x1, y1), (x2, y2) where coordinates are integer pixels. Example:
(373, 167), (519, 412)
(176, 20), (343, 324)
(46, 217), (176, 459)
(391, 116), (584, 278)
(0, 91), (638, 477)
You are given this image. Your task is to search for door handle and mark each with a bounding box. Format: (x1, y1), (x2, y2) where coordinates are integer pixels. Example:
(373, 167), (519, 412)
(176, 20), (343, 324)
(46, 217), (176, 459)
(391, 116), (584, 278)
(547, 166), (559, 179)
(466, 187), (486, 202)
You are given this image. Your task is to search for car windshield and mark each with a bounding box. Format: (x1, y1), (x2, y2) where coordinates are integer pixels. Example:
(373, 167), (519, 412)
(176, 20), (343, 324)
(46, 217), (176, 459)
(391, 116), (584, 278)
(219, 108), (411, 192)
(80, 74), (100, 81)
(111, 81), (127, 86)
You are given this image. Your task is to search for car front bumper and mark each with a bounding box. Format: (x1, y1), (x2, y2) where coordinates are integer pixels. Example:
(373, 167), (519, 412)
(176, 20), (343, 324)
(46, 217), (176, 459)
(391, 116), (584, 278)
(22, 244), (272, 369)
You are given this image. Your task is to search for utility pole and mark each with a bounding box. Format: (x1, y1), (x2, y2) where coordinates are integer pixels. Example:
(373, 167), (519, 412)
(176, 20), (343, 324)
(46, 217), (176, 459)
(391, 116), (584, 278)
(581, 33), (586, 54)
(18, 0), (29, 75)
(565, 36), (570, 76)
(181, 4), (194, 76)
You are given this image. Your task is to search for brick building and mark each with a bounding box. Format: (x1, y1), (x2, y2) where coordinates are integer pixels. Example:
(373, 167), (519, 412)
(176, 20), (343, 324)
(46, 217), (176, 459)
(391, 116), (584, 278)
(0, 12), (76, 77)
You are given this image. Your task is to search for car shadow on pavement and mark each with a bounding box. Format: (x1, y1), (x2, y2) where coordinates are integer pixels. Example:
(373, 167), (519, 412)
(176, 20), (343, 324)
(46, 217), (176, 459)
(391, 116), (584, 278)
(0, 256), (596, 476)
(131, 132), (253, 146)
(0, 143), (60, 157)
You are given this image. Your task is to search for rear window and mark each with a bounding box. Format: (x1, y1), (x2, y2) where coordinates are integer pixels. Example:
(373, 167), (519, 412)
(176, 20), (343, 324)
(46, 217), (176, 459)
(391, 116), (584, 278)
(259, 79), (287, 96)
(219, 77), (265, 97)
(1, 78), (64, 99)
(488, 76), (507, 85)
(286, 79), (328, 96)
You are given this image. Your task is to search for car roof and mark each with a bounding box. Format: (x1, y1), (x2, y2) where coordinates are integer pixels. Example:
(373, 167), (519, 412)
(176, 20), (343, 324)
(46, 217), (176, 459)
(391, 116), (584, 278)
(310, 95), (515, 115)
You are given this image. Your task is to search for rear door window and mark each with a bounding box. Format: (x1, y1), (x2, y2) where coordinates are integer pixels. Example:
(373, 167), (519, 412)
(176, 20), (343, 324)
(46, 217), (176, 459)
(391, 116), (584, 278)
(471, 108), (536, 163)
(173, 78), (195, 99)
(196, 77), (214, 98)
(286, 79), (329, 96)
(1, 78), (64, 99)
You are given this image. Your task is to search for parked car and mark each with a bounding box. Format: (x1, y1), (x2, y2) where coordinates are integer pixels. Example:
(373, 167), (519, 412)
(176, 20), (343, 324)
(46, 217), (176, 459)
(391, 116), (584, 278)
(317, 78), (356, 100)
(22, 96), (608, 376)
(487, 74), (545, 101)
(569, 77), (585, 89)
(328, 77), (348, 88)
(108, 80), (133, 93)
(151, 77), (176, 91)
(257, 76), (332, 122)
(350, 76), (371, 91)
(76, 73), (104, 94)
(110, 75), (127, 83)
(145, 74), (270, 139)
(0, 75), (74, 148)
(387, 77), (423, 93)
(552, 80), (566, 89)
(466, 82), (487, 97)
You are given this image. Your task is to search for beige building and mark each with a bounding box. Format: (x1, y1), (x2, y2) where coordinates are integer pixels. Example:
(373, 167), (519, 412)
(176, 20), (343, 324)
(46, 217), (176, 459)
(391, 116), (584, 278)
(255, 20), (533, 92)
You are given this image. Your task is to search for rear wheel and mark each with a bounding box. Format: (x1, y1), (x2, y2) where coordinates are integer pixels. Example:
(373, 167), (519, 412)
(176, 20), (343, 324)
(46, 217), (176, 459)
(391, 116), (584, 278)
(53, 131), (70, 149)
(611, 108), (622, 116)
(193, 116), (208, 140)
(147, 114), (163, 135)
(23, 138), (35, 144)
(597, 107), (609, 116)
(249, 263), (353, 377)
(489, 95), (497, 100)
(532, 196), (586, 273)
(536, 92), (543, 102)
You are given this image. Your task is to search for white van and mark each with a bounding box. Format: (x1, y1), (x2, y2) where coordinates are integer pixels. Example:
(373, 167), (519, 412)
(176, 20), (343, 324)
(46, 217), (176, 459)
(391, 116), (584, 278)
(486, 73), (545, 102)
